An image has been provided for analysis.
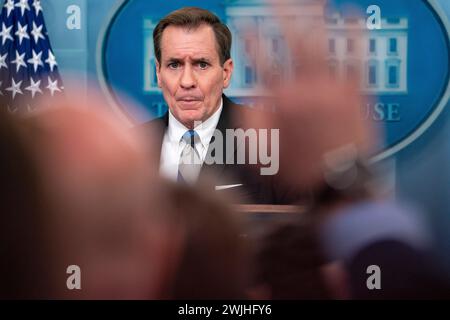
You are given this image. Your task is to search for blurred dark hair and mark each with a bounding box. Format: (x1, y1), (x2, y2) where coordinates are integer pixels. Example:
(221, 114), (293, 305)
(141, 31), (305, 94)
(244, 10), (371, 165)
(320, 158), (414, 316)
(254, 222), (331, 299)
(163, 183), (250, 299)
(0, 107), (54, 299)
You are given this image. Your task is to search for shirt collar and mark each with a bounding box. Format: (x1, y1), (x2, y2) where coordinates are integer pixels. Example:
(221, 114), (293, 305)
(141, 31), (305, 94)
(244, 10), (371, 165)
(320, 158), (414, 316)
(167, 98), (223, 149)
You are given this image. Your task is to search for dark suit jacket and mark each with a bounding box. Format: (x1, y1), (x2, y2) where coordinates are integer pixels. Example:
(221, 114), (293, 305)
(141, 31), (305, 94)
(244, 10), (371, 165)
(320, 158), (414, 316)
(135, 94), (311, 205)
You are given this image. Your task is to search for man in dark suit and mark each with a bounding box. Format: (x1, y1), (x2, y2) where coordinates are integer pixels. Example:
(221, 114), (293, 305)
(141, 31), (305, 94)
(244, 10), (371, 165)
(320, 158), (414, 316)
(135, 7), (309, 205)
(138, 92), (306, 204)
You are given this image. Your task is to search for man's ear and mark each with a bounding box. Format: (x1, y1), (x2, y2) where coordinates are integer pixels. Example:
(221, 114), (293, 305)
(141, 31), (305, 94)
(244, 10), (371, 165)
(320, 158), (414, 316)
(155, 60), (162, 88)
(222, 59), (233, 89)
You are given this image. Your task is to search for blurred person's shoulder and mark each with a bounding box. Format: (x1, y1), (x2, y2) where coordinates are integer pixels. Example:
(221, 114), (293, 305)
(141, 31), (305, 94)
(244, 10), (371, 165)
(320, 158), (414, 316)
(133, 112), (168, 133)
(221, 94), (264, 129)
(132, 112), (169, 147)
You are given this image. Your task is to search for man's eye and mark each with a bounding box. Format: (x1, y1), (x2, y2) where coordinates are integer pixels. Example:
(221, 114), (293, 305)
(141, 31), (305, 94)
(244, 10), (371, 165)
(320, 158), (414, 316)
(168, 62), (179, 69)
(198, 62), (208, 69)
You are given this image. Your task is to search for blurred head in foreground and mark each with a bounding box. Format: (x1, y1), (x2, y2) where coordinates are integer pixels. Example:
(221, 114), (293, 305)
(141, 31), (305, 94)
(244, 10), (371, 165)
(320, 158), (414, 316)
(0, 91), (178, 299)
(160, 182), (251, 299)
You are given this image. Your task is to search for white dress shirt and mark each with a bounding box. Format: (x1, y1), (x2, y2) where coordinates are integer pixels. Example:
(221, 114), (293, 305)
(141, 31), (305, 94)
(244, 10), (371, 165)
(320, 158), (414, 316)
(160, 99), (223, 182)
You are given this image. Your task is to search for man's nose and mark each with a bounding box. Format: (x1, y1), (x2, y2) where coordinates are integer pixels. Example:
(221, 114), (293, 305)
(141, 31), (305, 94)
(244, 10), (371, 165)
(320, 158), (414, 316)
(180, 65), (196, 89)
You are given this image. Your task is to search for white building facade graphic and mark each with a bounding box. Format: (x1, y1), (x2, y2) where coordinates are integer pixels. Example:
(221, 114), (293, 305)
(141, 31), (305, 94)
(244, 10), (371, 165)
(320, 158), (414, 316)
(143, 0), (408, 97)
(325, 14), (408, 94)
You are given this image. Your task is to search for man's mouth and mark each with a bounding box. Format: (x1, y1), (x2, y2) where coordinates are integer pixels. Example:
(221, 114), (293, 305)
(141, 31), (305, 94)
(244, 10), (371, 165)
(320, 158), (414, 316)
(177, 97), (203, 108)
(177, 96), (202, 101)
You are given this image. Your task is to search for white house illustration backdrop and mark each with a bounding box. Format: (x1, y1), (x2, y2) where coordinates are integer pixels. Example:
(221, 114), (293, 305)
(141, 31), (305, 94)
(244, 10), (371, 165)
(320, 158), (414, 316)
(143, 0), (408, 108)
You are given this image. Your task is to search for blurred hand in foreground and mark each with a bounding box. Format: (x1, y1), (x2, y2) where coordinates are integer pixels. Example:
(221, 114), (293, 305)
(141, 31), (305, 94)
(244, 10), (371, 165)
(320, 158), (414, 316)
(240, 1), (378, 192)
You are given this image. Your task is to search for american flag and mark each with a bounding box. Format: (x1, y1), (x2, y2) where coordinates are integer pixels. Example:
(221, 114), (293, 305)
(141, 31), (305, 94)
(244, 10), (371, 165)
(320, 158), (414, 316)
(0, 0), (63, 113)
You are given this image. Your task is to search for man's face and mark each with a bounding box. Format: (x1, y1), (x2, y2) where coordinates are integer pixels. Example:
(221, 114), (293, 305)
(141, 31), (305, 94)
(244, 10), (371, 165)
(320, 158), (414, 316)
(156, 24), (233, 128)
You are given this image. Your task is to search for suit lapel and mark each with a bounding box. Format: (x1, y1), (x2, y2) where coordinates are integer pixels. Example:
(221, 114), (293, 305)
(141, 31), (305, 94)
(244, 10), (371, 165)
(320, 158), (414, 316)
(200, 94), (240, 179)
(152, 112), (169, 161)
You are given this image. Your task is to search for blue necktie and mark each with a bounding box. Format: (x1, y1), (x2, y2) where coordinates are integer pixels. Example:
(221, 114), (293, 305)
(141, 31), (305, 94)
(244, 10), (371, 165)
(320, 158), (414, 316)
(177, 130), (201, 183)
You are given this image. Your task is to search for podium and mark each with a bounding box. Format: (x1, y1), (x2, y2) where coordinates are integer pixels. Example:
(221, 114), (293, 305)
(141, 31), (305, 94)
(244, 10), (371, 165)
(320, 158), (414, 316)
(233, 204), (306, 214)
